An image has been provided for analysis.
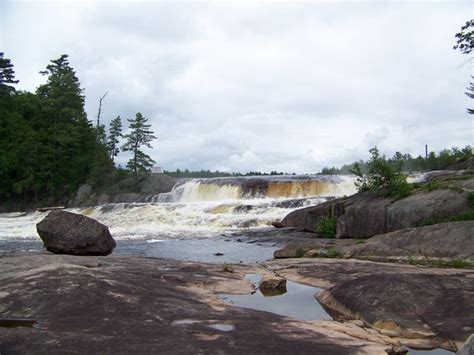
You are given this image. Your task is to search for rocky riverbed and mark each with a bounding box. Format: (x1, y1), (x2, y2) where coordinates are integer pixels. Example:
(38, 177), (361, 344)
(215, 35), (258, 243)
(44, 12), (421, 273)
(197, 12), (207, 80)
(1, 254), (472, 354)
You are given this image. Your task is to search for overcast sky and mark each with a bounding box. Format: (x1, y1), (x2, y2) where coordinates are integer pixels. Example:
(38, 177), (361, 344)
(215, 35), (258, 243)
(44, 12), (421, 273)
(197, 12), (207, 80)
(2, 0), (473, 173)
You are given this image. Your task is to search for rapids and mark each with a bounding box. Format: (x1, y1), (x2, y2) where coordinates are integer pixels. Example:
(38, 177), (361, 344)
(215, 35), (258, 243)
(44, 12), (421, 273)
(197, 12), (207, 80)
(1, 175), (356, 243)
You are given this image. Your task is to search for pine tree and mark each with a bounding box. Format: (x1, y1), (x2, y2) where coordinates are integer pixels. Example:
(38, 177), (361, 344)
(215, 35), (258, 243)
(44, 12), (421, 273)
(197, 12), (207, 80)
(122, 112), (156, 175)
(454, 20), (474, 114)
(36, 54), (96, 196)
(0, 52), (19, 96)
(107, 116), (123, 163)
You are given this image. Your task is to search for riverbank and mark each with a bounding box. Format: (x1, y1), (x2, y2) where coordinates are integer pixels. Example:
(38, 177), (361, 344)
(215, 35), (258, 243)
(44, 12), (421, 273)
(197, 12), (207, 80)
(2, 254), (470, 354)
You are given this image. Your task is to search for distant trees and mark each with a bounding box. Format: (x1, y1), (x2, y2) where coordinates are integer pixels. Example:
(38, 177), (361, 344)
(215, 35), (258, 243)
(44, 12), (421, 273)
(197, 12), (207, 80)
(318, 146), (472, 176)
(454, 19), (474, 114)
(122, 112), (156, 175)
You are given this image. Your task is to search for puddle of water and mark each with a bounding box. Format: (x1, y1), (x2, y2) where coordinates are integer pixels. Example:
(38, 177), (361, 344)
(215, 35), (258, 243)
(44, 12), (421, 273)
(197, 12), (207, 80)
(408, 348), (454, 355)
(219, 273), (332, 321)
(171, 319), (202, 325)
(207, 323), (235, 332)
(0, 318), (39, 328)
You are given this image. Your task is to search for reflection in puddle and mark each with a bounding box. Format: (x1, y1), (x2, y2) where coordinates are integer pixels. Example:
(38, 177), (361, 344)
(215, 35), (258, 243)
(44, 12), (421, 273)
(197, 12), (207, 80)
(172, 319), (202, 325)
(206, 323), (235, 332)
(0, 318), (39, 328)
(219, 274), (332, 321)
(408, 348), (454, 354)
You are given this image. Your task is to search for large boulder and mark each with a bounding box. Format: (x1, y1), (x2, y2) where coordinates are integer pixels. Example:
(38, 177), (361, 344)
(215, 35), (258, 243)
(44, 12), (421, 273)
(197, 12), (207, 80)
(278, 177), (474, 239)
(317, 272), (474, 346)
(36, 210), (116, 256)
(349, 221), (474, 261)
(386, 189), (472, 231)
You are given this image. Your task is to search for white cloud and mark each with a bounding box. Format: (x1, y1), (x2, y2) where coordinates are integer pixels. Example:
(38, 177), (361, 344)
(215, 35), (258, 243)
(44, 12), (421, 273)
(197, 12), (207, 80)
(3, 0), (473, 173)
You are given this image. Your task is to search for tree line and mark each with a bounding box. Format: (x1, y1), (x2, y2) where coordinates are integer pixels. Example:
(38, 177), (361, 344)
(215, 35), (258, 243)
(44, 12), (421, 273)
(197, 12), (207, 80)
(318, 146), (472, 176)
(0, 53), (156, 208)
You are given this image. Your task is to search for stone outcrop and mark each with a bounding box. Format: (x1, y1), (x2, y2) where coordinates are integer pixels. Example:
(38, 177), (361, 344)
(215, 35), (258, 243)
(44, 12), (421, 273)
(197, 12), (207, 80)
(278, 175), (473, 238)
(316, 272), (474, 346)
(348, 221), (474, 261)
(36, 210), (116, 255)
(265, 258), (474, 351)
(71, 174), (177, 207)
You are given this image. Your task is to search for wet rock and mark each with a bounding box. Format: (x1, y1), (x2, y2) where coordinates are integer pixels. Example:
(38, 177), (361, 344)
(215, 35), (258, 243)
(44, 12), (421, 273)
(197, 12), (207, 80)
(258, 275), (287, 291)
(0, 255), (387, 354)
(36, 210), (116, 256)
(349, 221), (474, 260)
(274, 245), (300, 258)
(317, 272), (474, 345)
(73, 184), (93, 206)
(457, 333), (474, 355)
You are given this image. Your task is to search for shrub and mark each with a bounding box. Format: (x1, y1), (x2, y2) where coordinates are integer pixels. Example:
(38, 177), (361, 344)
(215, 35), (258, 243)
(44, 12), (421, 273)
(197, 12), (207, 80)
(315, 216), (337, 238)
(468, 191), (474, 209)
(325, 248), (342, 258)
(351, 147), (412, 198)
(295, 247), (307, 258)
(221, 263), (233, 273)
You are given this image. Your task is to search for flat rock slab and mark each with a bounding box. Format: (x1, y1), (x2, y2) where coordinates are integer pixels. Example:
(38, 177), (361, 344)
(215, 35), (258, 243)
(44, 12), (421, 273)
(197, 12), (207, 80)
(0, 255), (392, 354)
(264, 258), (474, 349)
(348, 221), (474, 261)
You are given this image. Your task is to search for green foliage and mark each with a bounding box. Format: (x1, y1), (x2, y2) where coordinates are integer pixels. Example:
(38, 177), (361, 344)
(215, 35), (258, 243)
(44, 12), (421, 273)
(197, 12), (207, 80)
(407, 256), (472, 269)
(315, 216), (337, 238)
(0, 53), (115, 207)
(122, 112), (157, 175)
(351, 147), (412, 198)
(319, 146), (472, 175)
(0, 52), (19, 96)
(422, 180), (441, 192)
(454, 19), (474, 114)
(467, 191), (474, 209)
(295, 247), (306, 258)
(107, 115), (122, 162)
(221, 263), (233, 273)
(355, 239), (366, 245)
(421, 211), (474, 226)
(325, 248), (342, 259)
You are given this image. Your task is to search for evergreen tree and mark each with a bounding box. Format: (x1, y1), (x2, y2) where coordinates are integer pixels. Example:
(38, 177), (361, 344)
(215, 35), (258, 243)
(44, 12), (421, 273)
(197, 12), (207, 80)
(122, 112), (156, 175)
(107, 115), (122, 163)
(36, 54), (97, 196)
(454, 19), (474, 114)
(0, 52), (19, 96)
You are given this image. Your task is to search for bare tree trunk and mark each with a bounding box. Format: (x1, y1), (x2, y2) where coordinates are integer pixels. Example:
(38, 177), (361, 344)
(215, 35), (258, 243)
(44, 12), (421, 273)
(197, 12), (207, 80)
(95, 91), (108, 159)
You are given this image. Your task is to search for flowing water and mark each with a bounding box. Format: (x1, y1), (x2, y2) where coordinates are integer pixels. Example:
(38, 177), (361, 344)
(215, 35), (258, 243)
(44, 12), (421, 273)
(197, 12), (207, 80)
(0, 175), (357, 261)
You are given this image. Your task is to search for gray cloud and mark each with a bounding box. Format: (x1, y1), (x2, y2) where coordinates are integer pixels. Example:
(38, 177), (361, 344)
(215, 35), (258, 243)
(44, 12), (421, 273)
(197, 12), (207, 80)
(3, 0), (473, 173)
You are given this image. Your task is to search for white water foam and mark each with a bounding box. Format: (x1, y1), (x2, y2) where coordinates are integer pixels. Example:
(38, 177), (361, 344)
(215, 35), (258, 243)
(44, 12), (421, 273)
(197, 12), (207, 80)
(0, 175), (357, 242)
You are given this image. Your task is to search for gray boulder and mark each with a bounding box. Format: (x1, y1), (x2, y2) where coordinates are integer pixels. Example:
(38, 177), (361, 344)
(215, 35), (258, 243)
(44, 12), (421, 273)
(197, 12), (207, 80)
(278, 177), (473, 239)
(350, 221), (474, 261)
(36, 210), (116, 256)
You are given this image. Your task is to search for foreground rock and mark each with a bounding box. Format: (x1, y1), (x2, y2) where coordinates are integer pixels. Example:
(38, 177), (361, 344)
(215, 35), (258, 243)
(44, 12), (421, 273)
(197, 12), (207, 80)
(347, 221), (474, 262)
(1, 255), (395, 354)
(264, 258), (474, 351)
(36, 210), (116, 256)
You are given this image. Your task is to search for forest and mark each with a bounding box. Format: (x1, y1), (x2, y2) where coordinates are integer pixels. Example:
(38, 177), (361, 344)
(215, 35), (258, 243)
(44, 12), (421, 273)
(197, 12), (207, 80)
(0, 53), (155, 209)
